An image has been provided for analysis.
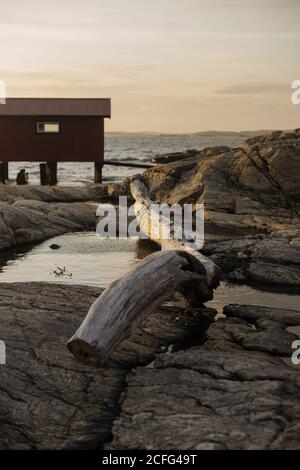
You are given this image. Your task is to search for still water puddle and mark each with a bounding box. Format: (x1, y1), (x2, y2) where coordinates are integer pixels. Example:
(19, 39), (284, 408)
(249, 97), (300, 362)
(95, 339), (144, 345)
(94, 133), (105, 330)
(207, 282), (300, 315)
(0, 232), (157, 287)
(0, 232), (299, 315)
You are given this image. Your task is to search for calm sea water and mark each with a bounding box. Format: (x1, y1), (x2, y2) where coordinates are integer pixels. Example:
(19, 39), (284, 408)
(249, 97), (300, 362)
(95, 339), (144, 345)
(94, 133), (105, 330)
(8, 133), (246, 185)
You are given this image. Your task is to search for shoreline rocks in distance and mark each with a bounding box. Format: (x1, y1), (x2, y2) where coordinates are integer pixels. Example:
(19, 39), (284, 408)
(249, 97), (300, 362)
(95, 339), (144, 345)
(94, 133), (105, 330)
(150, 146), (231, 164)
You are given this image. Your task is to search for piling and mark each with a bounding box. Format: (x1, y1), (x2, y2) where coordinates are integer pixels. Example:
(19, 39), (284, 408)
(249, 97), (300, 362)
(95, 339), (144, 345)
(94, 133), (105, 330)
(46, 162), (58, 186)
(0, 162), (8, 184)
(95, 162), (103, 183)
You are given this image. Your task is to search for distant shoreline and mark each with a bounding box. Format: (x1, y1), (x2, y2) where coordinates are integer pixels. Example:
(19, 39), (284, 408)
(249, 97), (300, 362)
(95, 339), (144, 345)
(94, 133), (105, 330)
(107, 129), (284, 137)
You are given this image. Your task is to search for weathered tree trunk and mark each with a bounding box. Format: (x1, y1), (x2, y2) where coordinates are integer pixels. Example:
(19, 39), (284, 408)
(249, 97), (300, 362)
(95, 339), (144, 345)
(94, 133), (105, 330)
(68, 178), (219, 365)
(68, 249), (213, 365)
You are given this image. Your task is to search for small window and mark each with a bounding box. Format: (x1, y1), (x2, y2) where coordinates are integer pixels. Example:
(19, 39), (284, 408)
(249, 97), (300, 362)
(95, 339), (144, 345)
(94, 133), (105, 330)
(37, 122), (60, 133)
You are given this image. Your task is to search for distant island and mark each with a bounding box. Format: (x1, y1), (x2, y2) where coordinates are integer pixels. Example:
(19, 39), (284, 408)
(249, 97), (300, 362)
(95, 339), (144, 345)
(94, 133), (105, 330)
(107, 129), (283, 137)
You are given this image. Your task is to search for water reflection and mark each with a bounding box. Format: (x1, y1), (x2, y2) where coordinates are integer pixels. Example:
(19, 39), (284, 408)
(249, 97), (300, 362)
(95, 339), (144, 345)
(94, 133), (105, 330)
(0, 232), (158, 287)
(208, 281), (300, 315)
(0, 242), (36, 273)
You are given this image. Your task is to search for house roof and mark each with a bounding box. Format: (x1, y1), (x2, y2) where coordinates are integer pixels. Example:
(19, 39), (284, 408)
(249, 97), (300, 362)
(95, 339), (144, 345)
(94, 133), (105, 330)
(0, 98), (111, 117)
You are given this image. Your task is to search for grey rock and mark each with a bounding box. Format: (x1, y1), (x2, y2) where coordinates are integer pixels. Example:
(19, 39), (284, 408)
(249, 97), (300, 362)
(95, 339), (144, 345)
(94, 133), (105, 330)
(0, 184), (111, 251)
(132, 130), (300, 288)
(151, 146), (231, 165)
(109, 304), (300, 450)
(0, 184), (107, 203)
(0, 282), (213, 449)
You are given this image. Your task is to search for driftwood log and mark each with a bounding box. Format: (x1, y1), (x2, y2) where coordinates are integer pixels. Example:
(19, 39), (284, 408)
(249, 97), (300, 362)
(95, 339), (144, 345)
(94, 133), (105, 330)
(130, 179), (218, 284)
(68, 178), (219, 365)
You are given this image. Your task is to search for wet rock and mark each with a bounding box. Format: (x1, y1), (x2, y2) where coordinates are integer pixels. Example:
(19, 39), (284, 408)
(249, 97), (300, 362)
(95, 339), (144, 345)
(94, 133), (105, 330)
(49, 244), (60, 250)
(0, 282), (213, 449)
(109, 304), (300, 450)
(203, 235), (300, 290)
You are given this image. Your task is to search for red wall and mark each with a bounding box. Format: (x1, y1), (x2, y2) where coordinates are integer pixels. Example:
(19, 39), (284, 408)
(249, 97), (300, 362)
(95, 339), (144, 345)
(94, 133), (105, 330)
(0, 116), (104, 163)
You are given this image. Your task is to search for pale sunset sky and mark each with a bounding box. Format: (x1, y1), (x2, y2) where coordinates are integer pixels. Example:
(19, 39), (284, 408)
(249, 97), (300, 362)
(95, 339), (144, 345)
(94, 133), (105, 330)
(1, 0), (300, 132)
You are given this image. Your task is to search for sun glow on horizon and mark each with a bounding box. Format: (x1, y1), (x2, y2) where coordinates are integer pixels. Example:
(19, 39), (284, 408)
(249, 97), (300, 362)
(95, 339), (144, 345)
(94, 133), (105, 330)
(1, 0), (300, 132)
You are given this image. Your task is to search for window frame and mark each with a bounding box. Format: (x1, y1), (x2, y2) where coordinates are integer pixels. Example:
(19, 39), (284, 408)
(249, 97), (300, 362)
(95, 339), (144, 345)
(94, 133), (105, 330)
(36, 121), (60, 134)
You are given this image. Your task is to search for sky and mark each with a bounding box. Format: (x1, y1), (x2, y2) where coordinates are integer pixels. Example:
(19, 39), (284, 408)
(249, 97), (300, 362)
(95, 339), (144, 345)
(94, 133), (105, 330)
(1, 0), (300, 132)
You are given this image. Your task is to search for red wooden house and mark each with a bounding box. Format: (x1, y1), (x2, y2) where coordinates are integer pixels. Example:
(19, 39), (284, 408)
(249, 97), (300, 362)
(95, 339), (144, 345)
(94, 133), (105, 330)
(0, 98), (111, 184)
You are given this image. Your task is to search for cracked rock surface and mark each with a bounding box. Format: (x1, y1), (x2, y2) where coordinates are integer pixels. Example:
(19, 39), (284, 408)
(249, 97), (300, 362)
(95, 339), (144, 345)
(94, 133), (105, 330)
(133, 130), (300, 290)
(109, 304), (300, 450)
(0, 282), (213, 449)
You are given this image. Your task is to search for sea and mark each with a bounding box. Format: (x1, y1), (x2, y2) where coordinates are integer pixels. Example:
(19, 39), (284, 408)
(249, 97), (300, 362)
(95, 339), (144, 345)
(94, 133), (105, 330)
(8, 132), (249, 185)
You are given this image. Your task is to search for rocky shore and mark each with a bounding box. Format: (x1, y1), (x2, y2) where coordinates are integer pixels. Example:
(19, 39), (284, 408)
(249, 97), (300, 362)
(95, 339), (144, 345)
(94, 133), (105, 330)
(116, 129), (300, 291)
(110, 303), (300, 450)
(0, 129), (299, 449)
(0, 185), (107, 250)
(0, 283), (299, 449)
(0, 283), (214, 449)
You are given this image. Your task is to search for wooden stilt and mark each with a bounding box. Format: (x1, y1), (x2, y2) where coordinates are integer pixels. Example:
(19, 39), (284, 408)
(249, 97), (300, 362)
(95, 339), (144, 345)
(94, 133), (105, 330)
(0, 163), (5, 184)
(3, 162), (8, 182)
(46, 162), (58, 186)
(40, 163), (47, 185)
(0, 162), (8, 183)
(94, 162), (103, 183)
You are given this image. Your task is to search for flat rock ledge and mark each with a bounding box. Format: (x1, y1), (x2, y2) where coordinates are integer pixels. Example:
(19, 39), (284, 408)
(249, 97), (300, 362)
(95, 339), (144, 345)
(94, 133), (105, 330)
(0, 185), (108, 251)
(109, 304), (300, 450)
(0, 282), (213, 450)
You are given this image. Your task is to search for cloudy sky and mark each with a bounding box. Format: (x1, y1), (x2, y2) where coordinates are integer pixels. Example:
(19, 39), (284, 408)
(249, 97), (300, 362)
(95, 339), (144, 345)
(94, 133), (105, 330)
(1, 0), (300, 132)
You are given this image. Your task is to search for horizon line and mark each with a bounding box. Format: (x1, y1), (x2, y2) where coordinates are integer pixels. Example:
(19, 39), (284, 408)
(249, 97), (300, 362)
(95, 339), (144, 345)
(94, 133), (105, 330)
(106, 128), (287, 135)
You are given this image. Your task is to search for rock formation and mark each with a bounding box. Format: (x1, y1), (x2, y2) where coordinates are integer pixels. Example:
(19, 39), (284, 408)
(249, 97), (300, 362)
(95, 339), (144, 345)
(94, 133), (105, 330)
(135, 130), (300, 290)
(109, 304), (300, 450)
(0, 185), (108, 251)
(0, 283), (213, 449)
(0, 283), (299, 449)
